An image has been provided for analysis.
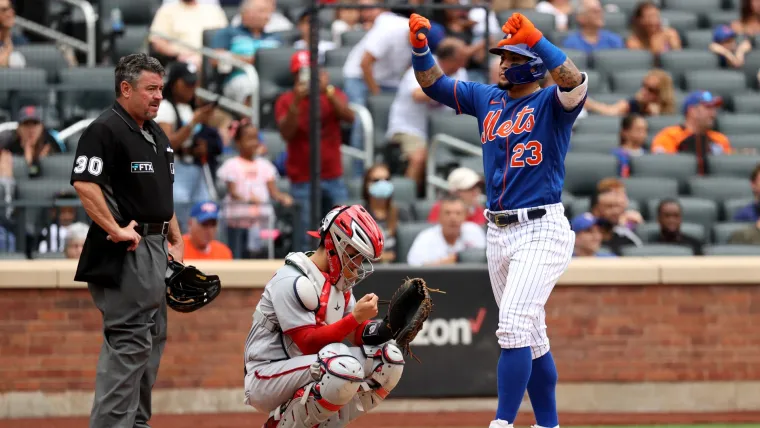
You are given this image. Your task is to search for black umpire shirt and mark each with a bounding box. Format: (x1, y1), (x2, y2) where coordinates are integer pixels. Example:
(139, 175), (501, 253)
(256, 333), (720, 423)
(70, 101), (175, 287)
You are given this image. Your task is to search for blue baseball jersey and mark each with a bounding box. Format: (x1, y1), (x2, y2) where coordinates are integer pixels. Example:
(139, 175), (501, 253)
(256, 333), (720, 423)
(430, 77), (585, 211)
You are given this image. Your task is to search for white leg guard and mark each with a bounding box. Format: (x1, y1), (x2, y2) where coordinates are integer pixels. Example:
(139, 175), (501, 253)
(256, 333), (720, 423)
(271, 344), (365, 428)
(317, 342), (405, 427)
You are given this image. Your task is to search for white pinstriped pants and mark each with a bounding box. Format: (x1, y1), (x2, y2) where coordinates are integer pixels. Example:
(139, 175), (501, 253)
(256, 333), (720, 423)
(485, 203), (575, 359)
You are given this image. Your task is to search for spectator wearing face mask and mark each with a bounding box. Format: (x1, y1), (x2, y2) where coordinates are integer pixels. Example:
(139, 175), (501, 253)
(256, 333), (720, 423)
(428, 167), (486, 225)
(652, 199), (703, 255)
(589, 188), (643, 255)
(361, 163), (410, 263)
(570, 213), (616, 257)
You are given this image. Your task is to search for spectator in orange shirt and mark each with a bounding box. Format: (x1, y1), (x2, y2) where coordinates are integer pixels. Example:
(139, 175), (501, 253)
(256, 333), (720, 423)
(182, 201), (233, 260)
(650, 90), (732, 175)
(428, 167), (486, 225)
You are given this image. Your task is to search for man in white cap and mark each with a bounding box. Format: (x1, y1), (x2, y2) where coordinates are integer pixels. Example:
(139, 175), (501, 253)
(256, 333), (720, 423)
(427, 166), (486, 225)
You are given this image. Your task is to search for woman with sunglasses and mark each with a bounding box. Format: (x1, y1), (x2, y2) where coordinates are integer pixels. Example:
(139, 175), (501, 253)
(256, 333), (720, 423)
(584, 69), (675, 116)
(361, 163), (410, 263)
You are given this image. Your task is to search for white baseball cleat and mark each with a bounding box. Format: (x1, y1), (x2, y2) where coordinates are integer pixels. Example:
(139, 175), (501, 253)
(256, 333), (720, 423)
(489, 420), (514, 428)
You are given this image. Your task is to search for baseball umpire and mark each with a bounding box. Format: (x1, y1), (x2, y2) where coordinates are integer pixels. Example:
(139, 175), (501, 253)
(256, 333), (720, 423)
(71, 53), (185, 428)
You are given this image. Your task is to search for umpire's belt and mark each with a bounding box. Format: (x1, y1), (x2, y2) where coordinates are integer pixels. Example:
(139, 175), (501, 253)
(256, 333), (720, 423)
(254, 309), (281, 333)
(136, 221), (169, 236)
(487, 208), (547, 227)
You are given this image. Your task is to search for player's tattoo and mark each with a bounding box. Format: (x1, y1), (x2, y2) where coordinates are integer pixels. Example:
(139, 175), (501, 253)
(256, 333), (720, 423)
(550, 58), (583, 90)
(414, 65), (444, 88)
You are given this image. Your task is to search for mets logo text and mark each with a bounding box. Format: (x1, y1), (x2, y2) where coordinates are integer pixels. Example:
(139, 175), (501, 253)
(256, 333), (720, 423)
(481, 106), (535, 144)
(131, 162), (154, 173)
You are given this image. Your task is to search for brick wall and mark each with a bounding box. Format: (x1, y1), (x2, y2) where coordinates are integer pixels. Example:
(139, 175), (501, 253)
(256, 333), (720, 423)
(2, 285), (759, 392)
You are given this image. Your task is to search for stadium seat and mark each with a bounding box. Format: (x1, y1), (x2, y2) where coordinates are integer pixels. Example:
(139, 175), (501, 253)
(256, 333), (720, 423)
(712, 222), (752, 243)
(658, 10), (699, 33)
(592, 50), (655, 75)
(113, 25), (150, 59)
(324, 66), (345, 90)
(688, 176), (752, 201)
(634, 221), (706, 244)
(742, 51), (760, 89)
(569, 134), (618, 154)
(703, 244), (760, 256)
(396, 222), (431, 263)
(564, 49), (589, 70)
(630, 154), (697, 191)
(390, 177), (417, 204)
(325, 47), (352, 67)
(497, 10), (555, 33)
(563, 153), (618, 195)
(260, 130), (287, 163)
(11, 155), (29, 181)
(459, 156), (484, 176)
(601, 11), (629, 32)
(663, 0), (722, 14)
(569, 198), (642, 217)
(429, 113), (482, 147)
(589, 92), (627, 105)
(723, 197), (754, 221)
(684, 30), (714, 49)
(623, 177), (679, 204)
(729, 94), (760, 114)
(609, 69), (651, 93)
(573, 116), (620, 134)
(645, 197), (719, 229)
(272, 29), (301, 46)
(659, 50), (720, 82)
(15, 44), (70, 84)
(723, 135), (760, 152)
(601, 0), (660, 14)
(458, 247), (487, 263)
(413, 200), (437, 222)
(347, 180), (362, 199)
(703, 11), (740, 28)
(255, 47), (300, 88)
(584, 70), (608, 93)
(717, 114), (760, 135)
(99, 0), (158, 33)
(0, 68), (47, 111)
(366, 94), (396, 149)
(340, 30), (367, 47)
(620, 244), (695, 256)
(39, 155), (75, 180)
(647, 115), (683, 136)
(59, 67), (115, 120)
(683, 70), (747, 97)
(708, 155), (760, 178)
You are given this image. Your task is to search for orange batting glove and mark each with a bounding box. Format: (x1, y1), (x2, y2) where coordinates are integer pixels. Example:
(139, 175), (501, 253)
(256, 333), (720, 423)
(409, 13), (431, 49)
(497, 13), (544, 48)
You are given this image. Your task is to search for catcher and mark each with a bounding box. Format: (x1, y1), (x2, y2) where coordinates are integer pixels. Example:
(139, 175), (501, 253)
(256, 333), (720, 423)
(243, 205), (433, 428)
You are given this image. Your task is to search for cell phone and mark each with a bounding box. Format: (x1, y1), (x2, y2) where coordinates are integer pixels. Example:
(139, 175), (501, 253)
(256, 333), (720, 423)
(299, 67), (310, 84)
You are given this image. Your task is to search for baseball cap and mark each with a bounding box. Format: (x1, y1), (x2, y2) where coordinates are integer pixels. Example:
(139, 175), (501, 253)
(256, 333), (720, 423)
(713, 25), (736, 43)
(682, 90), (723, 115)
(166, 61), (198, 85)
(447, 167), (482, 192)
(571, 213), (599, 233)
(17, 106), (42, 124)
(290, 51), (310, 74)
(190, 201), (220, 223)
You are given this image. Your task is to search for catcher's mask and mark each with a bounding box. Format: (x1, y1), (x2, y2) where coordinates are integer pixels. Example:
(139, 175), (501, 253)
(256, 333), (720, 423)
(489, 42), (547, 85)
(165, 260), (222, 313)
(307, 205), (384, 292)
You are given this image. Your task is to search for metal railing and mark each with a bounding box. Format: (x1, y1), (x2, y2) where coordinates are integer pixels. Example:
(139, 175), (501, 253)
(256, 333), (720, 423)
(149, 30), (260, 128)
(14, 0), (98, 67)
(425, 133), (482, 199)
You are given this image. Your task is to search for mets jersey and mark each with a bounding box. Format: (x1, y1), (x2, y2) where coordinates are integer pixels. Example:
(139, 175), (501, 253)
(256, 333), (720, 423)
(431, 77), (587, 211)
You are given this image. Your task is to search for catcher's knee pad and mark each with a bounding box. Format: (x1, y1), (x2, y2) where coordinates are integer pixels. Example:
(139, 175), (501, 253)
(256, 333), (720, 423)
(362, 342), (405, 397)
(272, 343), (365, 427)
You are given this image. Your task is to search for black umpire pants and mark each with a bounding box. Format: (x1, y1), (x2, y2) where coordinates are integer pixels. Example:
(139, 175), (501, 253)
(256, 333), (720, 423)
(88, 235), (168, 428)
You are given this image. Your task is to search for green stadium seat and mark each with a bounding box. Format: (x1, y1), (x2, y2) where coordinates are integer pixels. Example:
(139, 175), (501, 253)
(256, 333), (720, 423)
(592, 50), (655, 74)
(703, 11), (740, 28)
(260, 130), (287, 163)
(723, 197), (754, 221)
(255, 47), (300, 88)
(39, 155), (76, 180)
(659, 10), (699, 33)
(703, 244), (760, 256)
(602, 0), (661, 15)
(324, 66), (344, 90)
(634, 221), (706, 244)
(620, 244), (695, 256)
(712, 222), (752, 243)
(113, 25), (150, 59)
(390, 177), (417, 204)
(58, 67), (115, 120)
(589, 92), (628, 105)
(15, 44), (70, 83)
(341, 30), (367, 47)
(743, 51), (760, 90)
(573, 116), (621, 134)
(429, 113), (481, 147)
(609, 69), (651, 93)
(646, 197), (719, 229)
(602, 11), (629, 32)
(723, 134), (760, 152)
(413, 200), (437, 222)
(707, 155), (760, 178)
(663, 0), (722, 14)
(325, 47), (352, 67)
(647, 115), (683, 136)
(565, 49), (589, 70)
(730, 94), (760, 114)
(717, 114), (760, 135)
(659, 50), (720, 82)
(584, 70), (609, 93)
(458, 247), (487, 263)
(624, 177), (679, 204)
(570, 134), (618, 154)
(570, 196), (642, 217)
(683, 70), (747, 97)
(689, 176), (752, 201)
(684, 30), (715, 49)
(366, 93), (396, 149)
(0, 68), (47, 111)
(497, 10), (555, 32)
(396, 222), (432, 263)
(563, 153), (618, 195)
(630, 154), (697, 191)
(459, 156), (484, 176)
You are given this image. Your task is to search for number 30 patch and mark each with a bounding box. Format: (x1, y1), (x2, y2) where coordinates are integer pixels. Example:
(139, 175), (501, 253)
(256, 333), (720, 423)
(509, 140), (543, 168)
(73, 155), (104, 176)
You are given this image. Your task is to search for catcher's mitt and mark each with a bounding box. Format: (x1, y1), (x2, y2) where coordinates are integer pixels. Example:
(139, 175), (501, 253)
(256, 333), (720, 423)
(165, 260), (222, 313)
(384, 277), (443, 361)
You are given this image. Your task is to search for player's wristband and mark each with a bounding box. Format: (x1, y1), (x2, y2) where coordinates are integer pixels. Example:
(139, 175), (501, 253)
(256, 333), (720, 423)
(531, 37), (567, 70)
(411, 45), (436, 71)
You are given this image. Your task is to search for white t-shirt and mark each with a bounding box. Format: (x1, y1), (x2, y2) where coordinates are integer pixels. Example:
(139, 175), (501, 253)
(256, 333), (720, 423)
(536, 1), (570, 31)
(155, 100), (194, 149)
(293, 39), (337, 64)
(386, 65), (469, 140)
(468, 8), (500, 41)
(406, 222), (486, 266)
(342, 11), (410, 87)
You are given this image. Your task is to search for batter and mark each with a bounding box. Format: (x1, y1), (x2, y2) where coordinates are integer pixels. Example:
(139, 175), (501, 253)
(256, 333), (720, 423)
(243, 205), (405, 428)
(408, 12), (587, 428)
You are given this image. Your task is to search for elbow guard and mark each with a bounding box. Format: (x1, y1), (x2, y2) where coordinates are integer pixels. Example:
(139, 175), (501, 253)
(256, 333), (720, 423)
(361, 319), (394, 345)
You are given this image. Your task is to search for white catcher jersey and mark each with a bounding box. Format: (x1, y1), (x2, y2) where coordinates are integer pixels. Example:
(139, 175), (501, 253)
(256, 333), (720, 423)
(244, 252), (356, 372)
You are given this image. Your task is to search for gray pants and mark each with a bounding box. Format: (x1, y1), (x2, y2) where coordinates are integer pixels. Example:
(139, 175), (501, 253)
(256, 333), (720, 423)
(88, 235), (169, 428)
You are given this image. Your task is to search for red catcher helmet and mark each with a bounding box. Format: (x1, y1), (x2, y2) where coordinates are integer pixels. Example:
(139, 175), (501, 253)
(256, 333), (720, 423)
(308, 205), (384, 291)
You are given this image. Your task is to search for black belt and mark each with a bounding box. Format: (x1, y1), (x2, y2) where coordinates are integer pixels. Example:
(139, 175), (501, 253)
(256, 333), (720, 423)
(136, 222), (169, 236)
(487, 208), (547, 227)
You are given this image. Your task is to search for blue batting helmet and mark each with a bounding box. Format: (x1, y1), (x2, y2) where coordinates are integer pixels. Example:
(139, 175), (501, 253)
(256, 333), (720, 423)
(489, 42), (547, 85)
